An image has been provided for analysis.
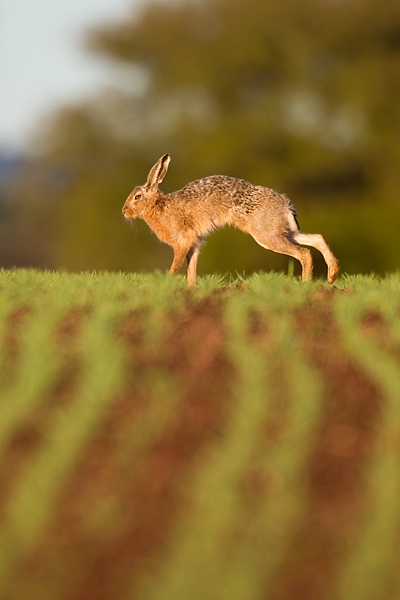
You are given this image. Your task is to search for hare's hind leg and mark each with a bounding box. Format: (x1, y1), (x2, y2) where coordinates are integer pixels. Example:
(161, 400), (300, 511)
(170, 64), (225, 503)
(253, 235), (313, 282)
(291, 232), (339, 284)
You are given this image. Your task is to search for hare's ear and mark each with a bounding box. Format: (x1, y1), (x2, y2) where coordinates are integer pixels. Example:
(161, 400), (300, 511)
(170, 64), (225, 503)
(146, 154), (171, 189)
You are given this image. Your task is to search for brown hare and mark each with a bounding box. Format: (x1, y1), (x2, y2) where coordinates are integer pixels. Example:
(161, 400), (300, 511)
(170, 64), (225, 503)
(122, 154), (339, 286)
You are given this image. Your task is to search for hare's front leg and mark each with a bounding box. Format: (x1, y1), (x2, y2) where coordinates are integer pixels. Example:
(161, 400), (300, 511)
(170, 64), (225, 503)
(186, 244), (201, 287)
(170, 241), (201, 287)
(169, 246), (188, 276)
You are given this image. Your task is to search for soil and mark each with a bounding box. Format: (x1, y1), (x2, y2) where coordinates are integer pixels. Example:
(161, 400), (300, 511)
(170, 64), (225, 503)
(1, 288), (387, 600)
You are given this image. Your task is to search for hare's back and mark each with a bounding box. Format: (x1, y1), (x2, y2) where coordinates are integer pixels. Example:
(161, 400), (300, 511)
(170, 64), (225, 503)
(180, 175), (254, 200)
(178, 175), (289, 212)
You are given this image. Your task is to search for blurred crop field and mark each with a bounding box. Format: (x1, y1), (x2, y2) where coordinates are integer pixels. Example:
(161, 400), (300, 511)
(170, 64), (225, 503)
(0, 268), (400, 600)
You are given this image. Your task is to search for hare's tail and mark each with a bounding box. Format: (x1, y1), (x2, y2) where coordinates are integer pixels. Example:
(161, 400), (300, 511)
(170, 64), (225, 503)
(287, 202), (300, 232)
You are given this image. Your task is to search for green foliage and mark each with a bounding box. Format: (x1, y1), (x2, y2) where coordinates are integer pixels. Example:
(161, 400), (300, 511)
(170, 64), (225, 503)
(2, 308), (125, 578)
(135, 300), (324, 600)
(1, 269), (400, 598)
(334, 292), (400, 600)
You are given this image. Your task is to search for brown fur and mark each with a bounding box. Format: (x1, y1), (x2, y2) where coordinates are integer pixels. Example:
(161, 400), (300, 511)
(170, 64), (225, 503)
(122, 154), (340, 286)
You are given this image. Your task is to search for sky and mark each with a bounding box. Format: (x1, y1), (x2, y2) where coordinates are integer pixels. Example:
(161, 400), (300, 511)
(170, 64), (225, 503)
(1, 0), (143, 152)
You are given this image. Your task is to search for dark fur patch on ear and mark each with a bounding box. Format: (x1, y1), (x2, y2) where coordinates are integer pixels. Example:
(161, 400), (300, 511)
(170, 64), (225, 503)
(146, 154), (171, 188)
(156, 154), (170, 180)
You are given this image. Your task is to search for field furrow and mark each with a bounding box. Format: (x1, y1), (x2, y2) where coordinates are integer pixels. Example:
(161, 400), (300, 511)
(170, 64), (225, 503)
(0, 270), (399, 600)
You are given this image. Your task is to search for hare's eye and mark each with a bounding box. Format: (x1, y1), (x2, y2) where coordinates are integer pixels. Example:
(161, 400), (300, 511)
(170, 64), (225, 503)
(134, 193), (142, 200)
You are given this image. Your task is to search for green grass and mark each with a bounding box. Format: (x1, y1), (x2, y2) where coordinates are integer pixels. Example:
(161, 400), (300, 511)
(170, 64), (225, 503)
(0, 268), (400, 599)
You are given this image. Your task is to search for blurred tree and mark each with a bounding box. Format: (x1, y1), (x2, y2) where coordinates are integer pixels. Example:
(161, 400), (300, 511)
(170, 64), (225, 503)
(22, 0), (400, 275)
(0, 153), (60, 269)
